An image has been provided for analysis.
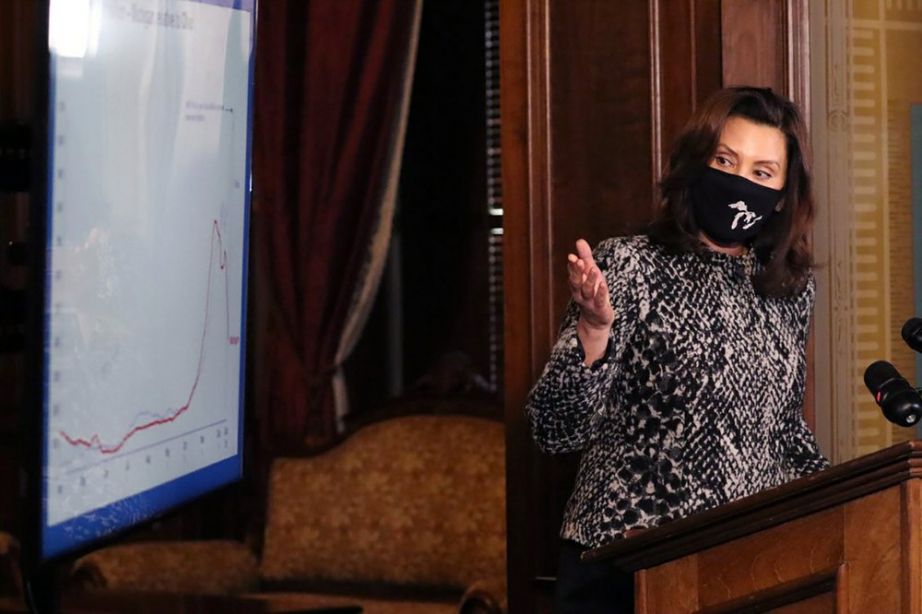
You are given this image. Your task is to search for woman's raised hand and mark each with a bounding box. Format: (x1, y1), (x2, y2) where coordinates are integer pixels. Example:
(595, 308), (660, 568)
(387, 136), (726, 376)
(567, 239), (614, 329)
(567, 239), (614, 364)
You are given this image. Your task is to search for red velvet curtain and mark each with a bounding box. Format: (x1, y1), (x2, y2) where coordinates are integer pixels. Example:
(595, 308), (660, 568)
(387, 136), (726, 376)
(252, 0), (417, 450)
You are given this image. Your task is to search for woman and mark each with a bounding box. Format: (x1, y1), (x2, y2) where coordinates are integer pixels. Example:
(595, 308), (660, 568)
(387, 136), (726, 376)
(525, 86), (829, 613)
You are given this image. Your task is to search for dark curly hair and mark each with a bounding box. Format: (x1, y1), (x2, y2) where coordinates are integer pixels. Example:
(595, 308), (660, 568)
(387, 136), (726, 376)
(646, 86), (814, 297)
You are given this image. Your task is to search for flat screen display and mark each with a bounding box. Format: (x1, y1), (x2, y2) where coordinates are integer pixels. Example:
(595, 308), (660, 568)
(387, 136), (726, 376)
(39, 0), (254, 560)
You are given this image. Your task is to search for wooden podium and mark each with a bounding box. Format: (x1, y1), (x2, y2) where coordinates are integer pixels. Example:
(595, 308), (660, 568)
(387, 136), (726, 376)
(584, 441), (922, 613)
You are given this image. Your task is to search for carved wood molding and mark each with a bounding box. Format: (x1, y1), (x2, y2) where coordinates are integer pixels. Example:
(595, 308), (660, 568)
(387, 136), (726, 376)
(785, 0), (812, 119)
(809, 0), (855, 464)
(696, 565), (843, 614)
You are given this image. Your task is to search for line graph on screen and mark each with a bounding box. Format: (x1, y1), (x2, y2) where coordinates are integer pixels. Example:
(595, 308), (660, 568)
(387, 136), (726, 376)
(56, 219), (238, 456)
(39, 0), (254, 552)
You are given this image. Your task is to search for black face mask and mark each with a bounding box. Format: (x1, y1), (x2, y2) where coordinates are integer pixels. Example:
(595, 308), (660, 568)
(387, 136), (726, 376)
(690, 166), (783, 247)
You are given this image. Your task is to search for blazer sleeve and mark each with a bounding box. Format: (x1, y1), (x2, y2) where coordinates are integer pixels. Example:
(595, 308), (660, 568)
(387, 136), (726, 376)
(525, 237), (638, 454)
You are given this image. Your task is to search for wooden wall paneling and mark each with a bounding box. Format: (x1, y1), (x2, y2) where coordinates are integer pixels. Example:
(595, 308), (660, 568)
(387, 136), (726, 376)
(0, 0), (37, 119)
(654, 0), (722, 175)
(720, 0), (812, 123)
(721, 0), (812, 112)
(499, 0), (545, 609)
(546, 0), (655, 322)
(721, 0), (786, 91)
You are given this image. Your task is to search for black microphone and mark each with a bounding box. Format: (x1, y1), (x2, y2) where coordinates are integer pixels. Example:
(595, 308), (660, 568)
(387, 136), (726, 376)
(903, 317), (922, 354)
(863, 360), (922, 427)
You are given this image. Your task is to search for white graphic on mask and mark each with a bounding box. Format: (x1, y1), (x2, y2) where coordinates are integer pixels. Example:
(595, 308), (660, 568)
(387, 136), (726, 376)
(727, 201), (762, 230)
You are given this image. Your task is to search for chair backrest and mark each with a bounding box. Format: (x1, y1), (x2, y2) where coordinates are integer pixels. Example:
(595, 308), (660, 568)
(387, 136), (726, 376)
(259, 414), (506, 591)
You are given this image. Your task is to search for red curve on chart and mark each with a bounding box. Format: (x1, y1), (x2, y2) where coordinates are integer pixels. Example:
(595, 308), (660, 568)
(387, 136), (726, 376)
(58, 220), (233, 455)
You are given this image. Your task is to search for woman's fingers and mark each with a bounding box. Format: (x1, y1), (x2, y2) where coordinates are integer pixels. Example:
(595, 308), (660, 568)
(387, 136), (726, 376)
(567, 255), (590, 294)
(593, 275), (611, 311)
(580, 267), (598, 300)
(566, 239), (614, 328)
(567, 256), (584, 289)
(568, 253), (604, 300)
(569, 241), (609, 301)
(575, 239), (596, 270)
(572, 240), (601, 297)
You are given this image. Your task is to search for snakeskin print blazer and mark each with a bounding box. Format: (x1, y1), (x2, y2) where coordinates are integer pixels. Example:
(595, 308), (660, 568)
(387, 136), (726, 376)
(526, 235), (829, 548)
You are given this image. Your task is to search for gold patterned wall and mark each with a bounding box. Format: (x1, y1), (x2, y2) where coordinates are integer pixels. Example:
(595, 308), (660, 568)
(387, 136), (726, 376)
(850, 0), (922, 455)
